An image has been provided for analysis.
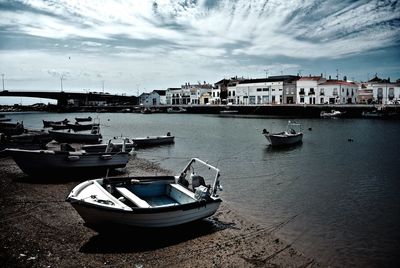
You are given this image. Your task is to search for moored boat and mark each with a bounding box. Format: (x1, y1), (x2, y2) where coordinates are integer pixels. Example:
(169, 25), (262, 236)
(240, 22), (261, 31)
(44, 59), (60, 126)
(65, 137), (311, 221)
(132, 132), (174, 147)
(75, 116), (92, 122)
(320, 110), (344, 118)
(67, 122), (100, 132)
(167, 107), (187, 113)
(66, 158), (223, 228)
(43, 119), (69, 128)
(6, 144), (129, 178)
(262, 121), (303, 147)
(49, 125), (102, 144)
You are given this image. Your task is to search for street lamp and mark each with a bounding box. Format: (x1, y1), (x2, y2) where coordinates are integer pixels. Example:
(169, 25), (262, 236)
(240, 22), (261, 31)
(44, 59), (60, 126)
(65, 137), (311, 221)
(1, 73), (4, 91)
(60, 74), (65, 92)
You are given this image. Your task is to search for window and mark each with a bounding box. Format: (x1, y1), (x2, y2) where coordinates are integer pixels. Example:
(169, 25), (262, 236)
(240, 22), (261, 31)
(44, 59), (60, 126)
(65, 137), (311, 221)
(213, 92), (215, 97)
(262, 96), (269, 103)
(272, 88), (275, 91)
(300, 97), (304, 103)
(249, 96), (256, 104)
(263, 88), (269, 91)
(233, 91), (235, 96)
(309, 88), (315, 95)
(320, 88), (324, 95)
(279, 88), (282, 91)
(217, 92), (220, 97)
(299, 88), (305, 95)
(272, 96), (276, 103)
(257, 88), (262, 92)
(333, 88), (338, 95)
(228, 91), (231, 97)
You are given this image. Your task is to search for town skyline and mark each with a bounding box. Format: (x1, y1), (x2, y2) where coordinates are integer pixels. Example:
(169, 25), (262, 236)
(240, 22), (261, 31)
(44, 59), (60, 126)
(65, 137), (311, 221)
(1, 0), (399, 105)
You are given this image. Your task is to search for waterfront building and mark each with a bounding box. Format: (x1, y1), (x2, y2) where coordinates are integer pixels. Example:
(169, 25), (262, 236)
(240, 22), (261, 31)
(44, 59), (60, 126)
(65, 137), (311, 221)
(166, 88), (182, 105)
(182, 82), (212, 105)
(296, 76), (326, 104)
(212, 79), (229, 104)
(357, 83), (373, 104)
(235, 76), (299, 105)
(143, 90), (167, 106)
(365, 76), (400, 104)
(318, 80), (358, 104)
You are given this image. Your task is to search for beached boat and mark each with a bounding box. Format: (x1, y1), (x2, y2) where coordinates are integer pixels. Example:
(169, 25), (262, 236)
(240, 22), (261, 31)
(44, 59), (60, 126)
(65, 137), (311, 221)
(6, 144), (129, 178)
(49, 126), (102, 144)
(75, 116), (92, 122)
(320, 110), (344, 118)
(167, 107), (187, 113)
(43, 119), (69, 128)
(262, 121), (303, 147)
(82, 139), (135, 153)
(0, 121), (24, 136)
(132, 132), (174, 147)
(67, 158), (223, 228)
(361, 110), (385, 118)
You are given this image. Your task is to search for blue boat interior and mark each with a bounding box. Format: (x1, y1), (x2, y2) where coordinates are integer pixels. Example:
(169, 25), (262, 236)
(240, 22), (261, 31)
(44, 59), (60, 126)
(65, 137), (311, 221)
(115, 181), (196, 208)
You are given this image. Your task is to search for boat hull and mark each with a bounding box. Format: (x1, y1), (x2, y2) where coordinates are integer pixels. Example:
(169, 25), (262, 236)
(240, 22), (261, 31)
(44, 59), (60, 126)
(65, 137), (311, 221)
(265, 133), (303, 146)
(82, 143), (135, 153)
(7, 149), (129, 178)
(70, 199), (221, 228)
(49, 130), (101, 144)
(132, 136), (174, 147)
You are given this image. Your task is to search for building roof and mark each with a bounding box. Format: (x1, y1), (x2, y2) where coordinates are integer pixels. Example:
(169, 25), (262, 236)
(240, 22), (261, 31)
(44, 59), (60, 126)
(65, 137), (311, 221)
(238, 75), (300, 85)
(152, 90), (166, 96)
(166, 88), (181, 91)
(298, 76), (323, 81)
(319, 80), (357, 86)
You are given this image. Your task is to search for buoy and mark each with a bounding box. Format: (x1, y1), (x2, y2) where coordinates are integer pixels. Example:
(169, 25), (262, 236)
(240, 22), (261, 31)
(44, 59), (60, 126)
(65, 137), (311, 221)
(348, 138), (354, 142)
(308, 127), (312, 131)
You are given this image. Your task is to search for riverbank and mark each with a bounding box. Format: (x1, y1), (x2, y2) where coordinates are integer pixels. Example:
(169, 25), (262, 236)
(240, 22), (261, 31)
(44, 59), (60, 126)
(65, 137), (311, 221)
(0, 155), (317, 267)
(2, 104), (400, 118)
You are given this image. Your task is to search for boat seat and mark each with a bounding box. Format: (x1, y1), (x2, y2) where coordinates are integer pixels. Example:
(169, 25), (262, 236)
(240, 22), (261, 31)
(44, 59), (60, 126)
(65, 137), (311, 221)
(170, 183), (196, 199)
(115, 187), (151, 208)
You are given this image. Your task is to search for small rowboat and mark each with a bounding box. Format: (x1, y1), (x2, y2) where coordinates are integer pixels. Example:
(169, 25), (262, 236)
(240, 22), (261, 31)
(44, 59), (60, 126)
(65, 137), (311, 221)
(67, 158), (223, 228)
(75, 116), (92, 122)
(262, 121), (303, 147)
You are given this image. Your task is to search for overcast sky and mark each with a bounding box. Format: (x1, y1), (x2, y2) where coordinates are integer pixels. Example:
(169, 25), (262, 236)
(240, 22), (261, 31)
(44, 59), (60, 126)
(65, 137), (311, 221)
(0, 0), (399, 104)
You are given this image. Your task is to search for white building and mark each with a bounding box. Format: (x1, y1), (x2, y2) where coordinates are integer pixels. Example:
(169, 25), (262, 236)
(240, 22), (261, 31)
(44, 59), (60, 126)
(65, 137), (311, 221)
(318, 80), (358, 104)
(235, 78), (285, 105)
(166, 88), (182, 105)
(366, 76), (400, 104)
(296, 76), (326, 104)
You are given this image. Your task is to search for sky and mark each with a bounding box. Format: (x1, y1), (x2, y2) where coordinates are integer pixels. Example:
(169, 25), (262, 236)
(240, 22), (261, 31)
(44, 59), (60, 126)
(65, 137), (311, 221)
(0, 0), (399, 104)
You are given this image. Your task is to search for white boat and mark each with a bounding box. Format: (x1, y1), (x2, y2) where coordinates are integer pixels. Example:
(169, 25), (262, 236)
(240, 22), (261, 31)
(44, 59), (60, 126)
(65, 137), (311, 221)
(49, 125), (102, 144)
(262, 121), (303, 147)
(132, 132), (174, 147)
(167, 107), (187, 113)
(67, 158), (223, 228)
(6, 143), (130, 178)
(320, 110), (343, 118)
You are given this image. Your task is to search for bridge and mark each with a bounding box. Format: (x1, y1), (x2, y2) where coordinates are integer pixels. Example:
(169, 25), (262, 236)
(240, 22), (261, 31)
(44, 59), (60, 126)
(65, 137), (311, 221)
(0, 90), (138, 107)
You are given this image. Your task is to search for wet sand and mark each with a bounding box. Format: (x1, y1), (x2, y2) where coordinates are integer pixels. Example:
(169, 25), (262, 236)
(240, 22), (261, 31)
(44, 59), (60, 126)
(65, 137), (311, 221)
(0, 155), (318, 267)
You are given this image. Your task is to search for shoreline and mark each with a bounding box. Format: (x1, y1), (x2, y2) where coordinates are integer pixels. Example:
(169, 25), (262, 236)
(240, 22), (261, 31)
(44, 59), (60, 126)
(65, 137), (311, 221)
(0, 155), (318, 267)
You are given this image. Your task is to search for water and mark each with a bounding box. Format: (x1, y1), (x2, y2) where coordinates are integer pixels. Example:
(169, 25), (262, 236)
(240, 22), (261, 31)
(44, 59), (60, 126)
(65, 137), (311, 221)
(5, 112), (400, 267)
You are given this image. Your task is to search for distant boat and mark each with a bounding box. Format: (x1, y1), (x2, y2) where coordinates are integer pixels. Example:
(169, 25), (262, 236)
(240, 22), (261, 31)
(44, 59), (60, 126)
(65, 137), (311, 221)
(141, 108), (152, 114)
(75, 116), (92, 122)
(43, 119), (69, 128)
(167, 107), (187, 113)
(49, 125), (102, 144)
(320, 110), (344, 118)
(262, 121), (303, 147)
(66, 158), (223, 228)
(132, 132), (174, 147)
(361, 110), (385, 118)
(6, 145), (129, 178)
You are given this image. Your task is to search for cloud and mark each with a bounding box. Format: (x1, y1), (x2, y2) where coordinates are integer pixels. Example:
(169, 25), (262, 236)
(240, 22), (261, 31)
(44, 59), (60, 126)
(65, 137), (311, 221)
(1, 0), (399, 59)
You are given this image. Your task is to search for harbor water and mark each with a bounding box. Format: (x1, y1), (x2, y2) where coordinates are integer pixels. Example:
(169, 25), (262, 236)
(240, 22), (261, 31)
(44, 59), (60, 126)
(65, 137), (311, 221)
(6, 112), (400, 267)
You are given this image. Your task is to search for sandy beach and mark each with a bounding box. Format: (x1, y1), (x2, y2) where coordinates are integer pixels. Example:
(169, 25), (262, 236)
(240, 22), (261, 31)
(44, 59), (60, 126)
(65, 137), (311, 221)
(0, 155), (317, 267)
